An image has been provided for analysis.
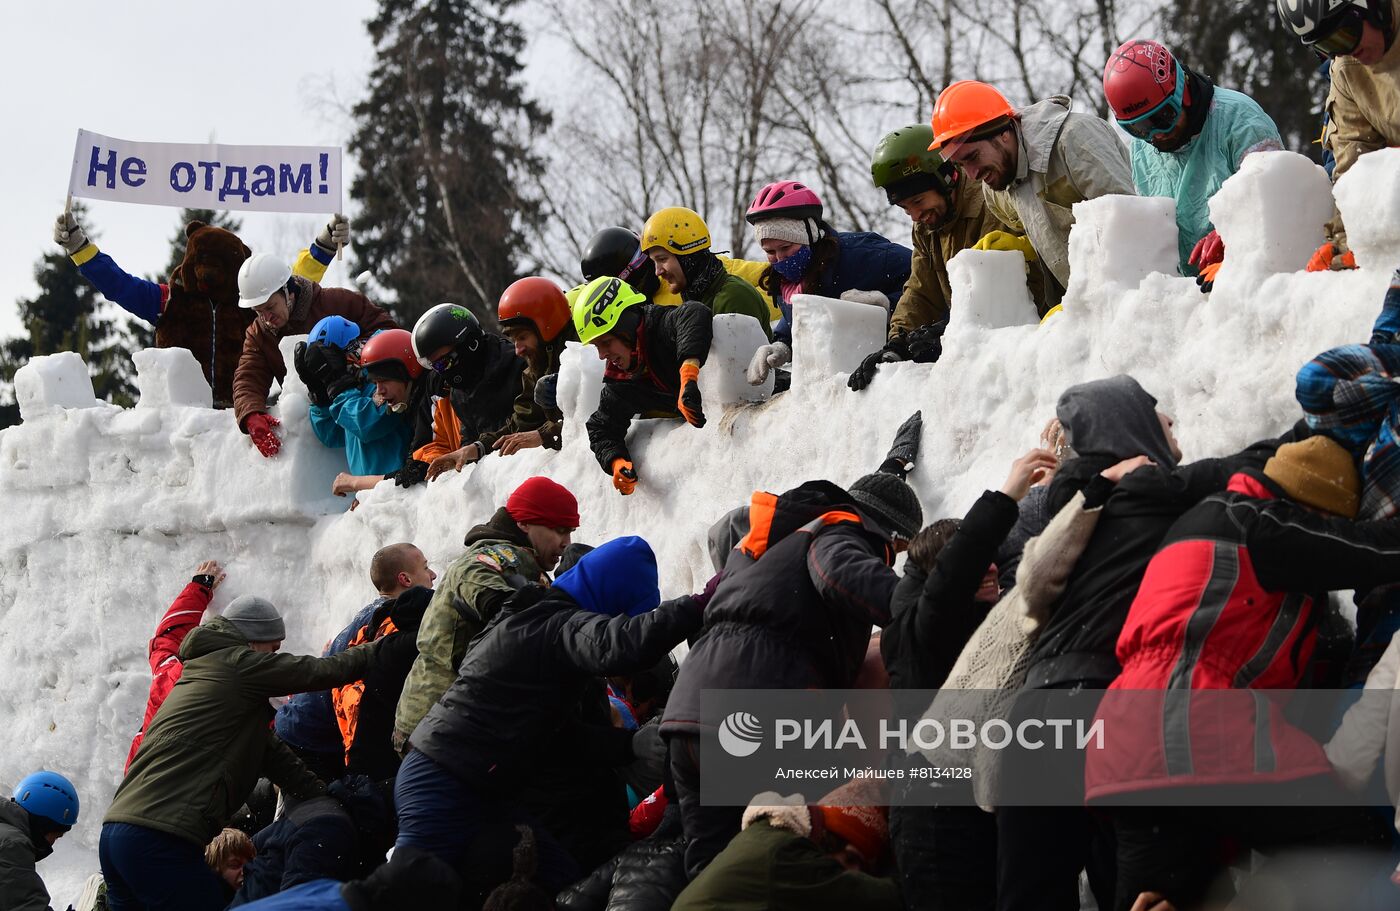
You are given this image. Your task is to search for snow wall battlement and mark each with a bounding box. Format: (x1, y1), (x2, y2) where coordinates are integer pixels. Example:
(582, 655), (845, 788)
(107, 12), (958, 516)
(3, 150), (1400, 902)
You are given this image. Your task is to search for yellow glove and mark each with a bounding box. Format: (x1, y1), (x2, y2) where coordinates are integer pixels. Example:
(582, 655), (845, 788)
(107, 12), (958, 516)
(973, 231), (1038, 262)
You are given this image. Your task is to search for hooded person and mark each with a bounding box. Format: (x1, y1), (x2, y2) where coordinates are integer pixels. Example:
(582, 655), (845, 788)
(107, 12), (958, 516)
(992, 374), (1306, 911)
(662, 471), (918, 878)
(393, 537), (708, 894)
(0, 771), (78, 911)
(100, 598), (394, 911)
(394, 477), (579, 751)
(1085, 434), (1400, 910)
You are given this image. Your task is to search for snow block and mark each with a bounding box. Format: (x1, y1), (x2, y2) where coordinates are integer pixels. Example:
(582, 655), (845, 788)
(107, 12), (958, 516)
(1064, 195), (1179, 307)
(267, 335), (357, 514)
(14, 352), (99, 421)
(1334, 147), (1400, 271)
(1210, 151), (1332, 288)
(133, 347), (213, 409)
(790, 293), (886, 386)
(947, 249), (1039, 328)
(702, 313), (772, 403)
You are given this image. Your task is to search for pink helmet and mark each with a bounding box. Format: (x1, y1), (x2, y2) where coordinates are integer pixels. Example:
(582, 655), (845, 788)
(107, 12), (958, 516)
(745, 180), (824, 225)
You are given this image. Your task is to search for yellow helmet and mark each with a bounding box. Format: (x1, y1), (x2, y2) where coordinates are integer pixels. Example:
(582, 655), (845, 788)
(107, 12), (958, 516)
(641, 207), (711, 255)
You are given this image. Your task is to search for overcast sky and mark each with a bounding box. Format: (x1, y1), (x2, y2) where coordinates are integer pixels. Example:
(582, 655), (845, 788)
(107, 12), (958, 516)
(0, 0), (564, 338)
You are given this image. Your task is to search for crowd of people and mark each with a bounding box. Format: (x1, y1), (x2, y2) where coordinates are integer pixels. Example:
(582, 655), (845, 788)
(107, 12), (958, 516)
(9, 3), (1400, 909)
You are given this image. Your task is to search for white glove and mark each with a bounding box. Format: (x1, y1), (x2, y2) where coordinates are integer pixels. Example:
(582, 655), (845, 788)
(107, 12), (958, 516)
(53, 211), (89, 256)
(746, 341), (792, 385)
(840, 289), (889, 309)
(316, 213), (351, 251)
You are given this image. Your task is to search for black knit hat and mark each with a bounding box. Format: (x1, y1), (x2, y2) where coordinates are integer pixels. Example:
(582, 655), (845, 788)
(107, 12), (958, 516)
(848, 472), (924, 541)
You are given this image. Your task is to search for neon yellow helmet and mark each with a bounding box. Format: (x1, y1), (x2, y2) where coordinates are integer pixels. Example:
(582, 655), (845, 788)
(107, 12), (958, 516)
(573, 276), (648, 344)
(641, 207), (711, 255)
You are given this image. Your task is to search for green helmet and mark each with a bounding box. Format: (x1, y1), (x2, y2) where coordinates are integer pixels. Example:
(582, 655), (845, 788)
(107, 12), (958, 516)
(871, 125), (957, 204)
(573, 276), (647, 345)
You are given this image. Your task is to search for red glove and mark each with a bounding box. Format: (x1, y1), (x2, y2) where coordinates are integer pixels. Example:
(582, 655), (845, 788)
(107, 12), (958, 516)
(246, 413), (282, 458)
(1307, 242), (1357, 272)
(1188, 230), (1224, 270)
(677, 362), (705, 428)
(611, 458), (637, 496)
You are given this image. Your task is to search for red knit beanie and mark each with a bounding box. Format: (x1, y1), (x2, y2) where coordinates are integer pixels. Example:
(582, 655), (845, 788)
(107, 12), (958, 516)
(506, 476), (580, 529)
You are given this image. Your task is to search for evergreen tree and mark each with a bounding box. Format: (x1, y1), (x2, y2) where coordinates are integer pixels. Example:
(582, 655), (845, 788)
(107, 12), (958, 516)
(349, 0), (551, 327)
(0, 204), (137, 427)
(127, 208), (245, 350)
(1165, 1), (1328, 160)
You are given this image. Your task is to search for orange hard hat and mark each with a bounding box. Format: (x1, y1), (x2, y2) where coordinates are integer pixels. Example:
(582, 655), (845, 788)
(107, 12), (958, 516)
(928, 80), (1016, 150)
(498, 276), (571, 342)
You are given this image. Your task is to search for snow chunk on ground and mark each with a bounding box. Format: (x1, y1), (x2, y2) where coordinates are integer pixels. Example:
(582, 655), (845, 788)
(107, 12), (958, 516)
(15, 352), (100, 420)
(1066, 195), (1179, 302)
(134, 348), (213, 410)
(1334, 147), (1400, 270)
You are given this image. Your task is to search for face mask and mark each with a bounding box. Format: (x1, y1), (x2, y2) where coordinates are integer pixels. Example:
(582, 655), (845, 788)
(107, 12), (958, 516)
(772, 245), (813, 281)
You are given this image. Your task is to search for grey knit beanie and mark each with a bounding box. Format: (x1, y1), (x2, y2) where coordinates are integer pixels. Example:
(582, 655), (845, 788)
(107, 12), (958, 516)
(848, 472), (924, 541)
(223, 595), (286, 642)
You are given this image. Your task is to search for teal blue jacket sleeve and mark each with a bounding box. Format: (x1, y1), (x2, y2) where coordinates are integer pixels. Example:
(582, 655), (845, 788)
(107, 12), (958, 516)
(328, 384), (402, 442)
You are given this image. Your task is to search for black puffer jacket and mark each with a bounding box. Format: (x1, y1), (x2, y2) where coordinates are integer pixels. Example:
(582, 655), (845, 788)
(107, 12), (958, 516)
(408, 334), (526, 453)
(1026, 428), (1301, 688)
(409, 585), (703, 789)
(586, 302), (713, 471)
(345, 586), (433, 782)
(556, 810), (688, 911)
(662, 507), (897, 737)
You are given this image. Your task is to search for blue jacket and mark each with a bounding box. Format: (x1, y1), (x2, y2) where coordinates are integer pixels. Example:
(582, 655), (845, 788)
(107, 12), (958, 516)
(231, 798), (358, 907)
(772, 231), (912, 345)
(230, 880), (348, 911)
(309, 383), (413, 476)
(1129, 85), (1282, 275)
(274, 598), (386, 755)
(75, 249), (166, 324)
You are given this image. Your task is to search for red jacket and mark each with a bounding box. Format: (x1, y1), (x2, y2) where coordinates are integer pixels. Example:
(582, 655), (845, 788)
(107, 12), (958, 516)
(1087, 471), (1400, 801)
(123, 581), (213, 774)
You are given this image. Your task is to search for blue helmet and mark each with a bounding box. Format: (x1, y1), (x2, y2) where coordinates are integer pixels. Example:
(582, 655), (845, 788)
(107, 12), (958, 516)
(12, 771), (79, 829)
(309, 315), (360, 350)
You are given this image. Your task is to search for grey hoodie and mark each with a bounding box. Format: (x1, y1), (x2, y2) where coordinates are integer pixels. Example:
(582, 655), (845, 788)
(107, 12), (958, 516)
(1056, 374), (1179, 470)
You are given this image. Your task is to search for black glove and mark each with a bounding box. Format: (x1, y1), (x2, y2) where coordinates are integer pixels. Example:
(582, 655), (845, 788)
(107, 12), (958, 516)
(390, 459), (429, 488)
(293, 342), (331, 407)
(534, 372), (559, 410)
(905, 321), (947, 363)
(848, 348), (901, 392)
(304, 342), (359, 400)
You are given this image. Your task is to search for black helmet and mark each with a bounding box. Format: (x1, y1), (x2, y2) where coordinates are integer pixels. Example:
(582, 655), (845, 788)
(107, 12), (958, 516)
(581, 227), (646, 282)
(1276, 0), (1393, 56)
(411, 303), (486, 391)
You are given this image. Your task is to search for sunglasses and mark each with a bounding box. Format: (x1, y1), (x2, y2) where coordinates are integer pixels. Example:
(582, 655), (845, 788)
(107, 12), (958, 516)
(1307, 5), (1366, 58)
(1116, 63), (1186, 142)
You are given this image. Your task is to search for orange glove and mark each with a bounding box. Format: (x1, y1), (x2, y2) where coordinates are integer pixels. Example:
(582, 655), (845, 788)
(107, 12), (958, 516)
(611, 458), (637, 496)
(677, 362), (705, 428)
(1307, 242), (1357, 272)
(1196, 260), (1222, 293)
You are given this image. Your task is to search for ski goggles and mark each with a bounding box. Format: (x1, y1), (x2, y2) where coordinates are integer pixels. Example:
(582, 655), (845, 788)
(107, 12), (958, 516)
(1307, 6), (1367, 58)
(1116, 63), (1186, 141)
(427, 350), (459, 374)
(616, 247), (651, 285)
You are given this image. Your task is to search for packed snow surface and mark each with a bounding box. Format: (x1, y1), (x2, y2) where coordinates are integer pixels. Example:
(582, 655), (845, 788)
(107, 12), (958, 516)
(3, 150), (1398, 903)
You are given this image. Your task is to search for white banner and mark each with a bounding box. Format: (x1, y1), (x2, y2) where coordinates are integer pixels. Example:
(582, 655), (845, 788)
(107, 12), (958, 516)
(68, 129), (341, 214)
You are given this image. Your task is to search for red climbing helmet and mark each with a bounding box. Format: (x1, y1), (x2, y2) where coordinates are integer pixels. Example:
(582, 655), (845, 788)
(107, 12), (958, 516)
(1104, 40), (1186, 140)
(745, 181), (824, 225)
(359, 328), (424, 382)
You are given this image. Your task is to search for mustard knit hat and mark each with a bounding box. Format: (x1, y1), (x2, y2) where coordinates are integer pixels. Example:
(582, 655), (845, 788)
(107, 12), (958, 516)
(1263, 436), (1360, 518)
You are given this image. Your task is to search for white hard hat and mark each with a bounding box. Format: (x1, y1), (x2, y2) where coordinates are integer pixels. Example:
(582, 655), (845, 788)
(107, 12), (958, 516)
(237, 253), (293, 309)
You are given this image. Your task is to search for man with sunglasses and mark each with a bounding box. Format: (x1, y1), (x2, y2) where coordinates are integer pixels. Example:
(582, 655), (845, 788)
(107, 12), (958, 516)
(1278, 0), (1400, 270)
(928, 80), (1133, 310)
(1104, 40), (1283, 285)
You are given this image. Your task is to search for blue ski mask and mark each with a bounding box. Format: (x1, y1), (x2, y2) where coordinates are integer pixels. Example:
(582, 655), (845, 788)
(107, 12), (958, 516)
(771, 245), (813, 282)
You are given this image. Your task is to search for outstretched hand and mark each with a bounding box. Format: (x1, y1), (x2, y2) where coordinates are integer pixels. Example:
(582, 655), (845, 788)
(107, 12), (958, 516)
(1101, 454), (1154, 483)
(193, 560), (227, 591)
(495, 431), (544, 456)
(426, 445), (477, 481)
(1000, 449), (1060, 502)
